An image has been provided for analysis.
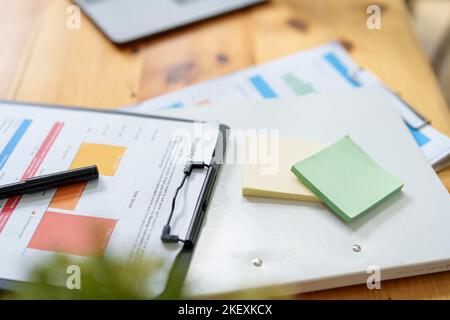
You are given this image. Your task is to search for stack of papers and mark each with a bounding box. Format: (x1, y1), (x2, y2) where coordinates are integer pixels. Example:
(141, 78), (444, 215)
(129, 41), (450, 171)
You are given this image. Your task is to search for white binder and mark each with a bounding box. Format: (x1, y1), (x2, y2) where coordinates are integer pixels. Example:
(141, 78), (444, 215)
(155, 88), (450, 297)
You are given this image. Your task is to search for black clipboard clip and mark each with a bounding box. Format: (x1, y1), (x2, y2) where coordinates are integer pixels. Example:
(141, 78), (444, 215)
(158, 157), (221, 299)
(161, 161), (211, 247)
(157, 123), (227, 299)
(160, 124), (227, 249)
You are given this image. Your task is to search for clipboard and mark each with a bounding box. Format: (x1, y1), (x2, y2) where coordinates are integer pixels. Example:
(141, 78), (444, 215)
(0, 99), (229, 297)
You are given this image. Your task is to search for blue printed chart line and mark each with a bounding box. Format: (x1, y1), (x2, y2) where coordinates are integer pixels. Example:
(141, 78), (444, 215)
(0, 119), (32, 170)
(249, 75), (278, 99)
(323, 52), (361, 88)
(407, 123), (431, 147)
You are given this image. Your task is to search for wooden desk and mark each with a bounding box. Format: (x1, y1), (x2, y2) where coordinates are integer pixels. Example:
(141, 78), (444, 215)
(0, 0), (449, 299)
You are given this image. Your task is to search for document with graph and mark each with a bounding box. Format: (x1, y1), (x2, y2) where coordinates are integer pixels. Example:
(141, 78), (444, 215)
(0, 101), (220, 296)
(129, 41), (450, 170)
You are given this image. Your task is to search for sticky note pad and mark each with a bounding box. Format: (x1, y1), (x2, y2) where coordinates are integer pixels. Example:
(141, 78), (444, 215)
(291, 136), (404, 222)
(243, 138), (322, 202)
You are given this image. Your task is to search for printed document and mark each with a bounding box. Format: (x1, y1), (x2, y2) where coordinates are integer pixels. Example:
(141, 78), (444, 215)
(129, 41), (450, 170)
(0, 103), (218, 296)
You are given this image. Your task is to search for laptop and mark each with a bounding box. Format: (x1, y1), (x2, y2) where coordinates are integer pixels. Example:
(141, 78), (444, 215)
(75, 0), (266, 44)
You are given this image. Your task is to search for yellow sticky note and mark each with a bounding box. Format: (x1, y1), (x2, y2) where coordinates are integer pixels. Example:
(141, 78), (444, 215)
(243, 138), (322, 202)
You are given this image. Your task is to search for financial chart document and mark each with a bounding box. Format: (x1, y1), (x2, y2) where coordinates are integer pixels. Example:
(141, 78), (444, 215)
(0, 103), (218, 296)
(130, 41), (450, 169)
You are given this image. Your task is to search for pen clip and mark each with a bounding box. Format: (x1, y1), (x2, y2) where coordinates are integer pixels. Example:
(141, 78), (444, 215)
(161, 161), (212, 247)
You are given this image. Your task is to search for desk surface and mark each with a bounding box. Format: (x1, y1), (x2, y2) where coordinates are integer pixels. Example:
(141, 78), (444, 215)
(0, 0), (449, 299)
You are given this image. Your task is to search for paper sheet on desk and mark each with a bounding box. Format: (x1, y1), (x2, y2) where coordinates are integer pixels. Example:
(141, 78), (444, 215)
(128, 41), (450, 170)
(0, 103), (218, 297)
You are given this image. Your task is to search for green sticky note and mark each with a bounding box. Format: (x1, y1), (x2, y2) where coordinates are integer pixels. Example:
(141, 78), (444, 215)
(291, 136), (404, 223)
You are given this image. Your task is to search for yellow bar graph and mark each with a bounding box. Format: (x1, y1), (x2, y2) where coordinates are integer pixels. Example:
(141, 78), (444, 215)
(70, 143), (126, 176)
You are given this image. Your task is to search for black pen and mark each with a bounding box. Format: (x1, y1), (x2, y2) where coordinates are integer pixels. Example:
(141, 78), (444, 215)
(0, 165), (99, 200)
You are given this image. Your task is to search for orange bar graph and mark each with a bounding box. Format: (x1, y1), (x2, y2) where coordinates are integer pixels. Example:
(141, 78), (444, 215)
(49, 182), (87, 211)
